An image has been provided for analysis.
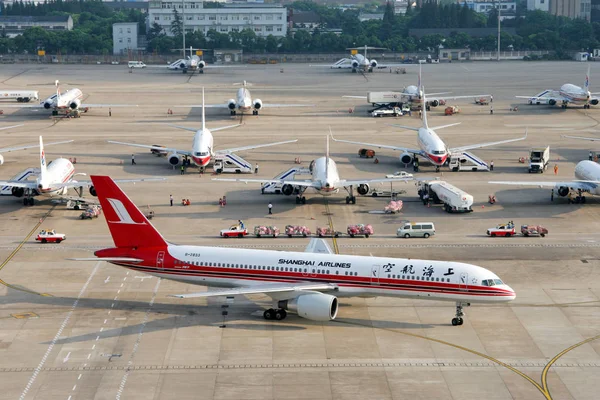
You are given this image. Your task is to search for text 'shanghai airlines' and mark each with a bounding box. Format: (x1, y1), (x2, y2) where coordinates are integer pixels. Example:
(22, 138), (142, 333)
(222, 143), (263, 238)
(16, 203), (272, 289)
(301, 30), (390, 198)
(333, 86), (526, 171)
(109, 88), (297, 169)
(2, 80), (136, 116)
(517, 66), (600, 109)
(177, 81), (312, 116)
(0, 136), (162, 206)
(213, 134), (412, 204)
(72, 175), (515, 325)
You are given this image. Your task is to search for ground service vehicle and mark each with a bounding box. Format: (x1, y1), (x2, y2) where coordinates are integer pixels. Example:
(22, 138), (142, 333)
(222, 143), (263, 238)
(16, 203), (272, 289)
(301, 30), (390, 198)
(317, 226), (340, 238)
(220, 225), (248, 238)
(347, 224), (373, 238)
(367, 92), (403, 106)
(36, 229), (66, 243)
(418, 181), (473, 213)
(358, 148), (376, 158)
(385, 171), (413, 179)
(128, 61), (146, 68)
(384, 200), (403, 213)
(254, 225), (280, 238)
(521, 225), (548, 237)
(0, 90), (39, 102)
(397, 222), (435, 238)
(487, 223), (516, 237)
(285, 225), (310, 237)
(371, 107), (402, 117)
(529, 146), (550, 173)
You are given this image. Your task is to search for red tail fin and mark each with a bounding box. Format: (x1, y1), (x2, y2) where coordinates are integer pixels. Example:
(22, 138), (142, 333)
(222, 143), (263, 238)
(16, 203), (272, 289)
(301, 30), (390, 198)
(90, 176), (167, 248)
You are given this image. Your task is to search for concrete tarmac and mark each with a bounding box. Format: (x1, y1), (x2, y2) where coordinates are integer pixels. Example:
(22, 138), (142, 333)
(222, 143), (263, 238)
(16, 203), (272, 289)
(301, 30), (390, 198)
(0, 62), (599, 399)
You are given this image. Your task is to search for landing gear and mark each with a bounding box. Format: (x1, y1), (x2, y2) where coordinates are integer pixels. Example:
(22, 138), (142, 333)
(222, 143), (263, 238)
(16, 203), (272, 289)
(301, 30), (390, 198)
(344, 185), (356, 204)
(252, 110), (258, 115)
(295, 196), (306, 204)
(199, 69), (204, 74)
(435, 166), (440, 172)
(561, 102), (568, 109)
(230, 110), (237, 116)
(584, 104), (591, 109)
(263, 308), (287, 320)
(451, 302), (469, 326)
(23, 197), (35, 206)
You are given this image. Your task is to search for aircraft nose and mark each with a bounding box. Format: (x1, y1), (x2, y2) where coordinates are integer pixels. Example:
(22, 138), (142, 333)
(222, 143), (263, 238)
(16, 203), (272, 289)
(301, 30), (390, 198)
(504, 285), (516, 300)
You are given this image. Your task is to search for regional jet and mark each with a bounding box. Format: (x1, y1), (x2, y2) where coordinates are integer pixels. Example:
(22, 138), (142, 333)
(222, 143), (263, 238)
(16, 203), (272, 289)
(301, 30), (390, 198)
(314, 45), (404, 73)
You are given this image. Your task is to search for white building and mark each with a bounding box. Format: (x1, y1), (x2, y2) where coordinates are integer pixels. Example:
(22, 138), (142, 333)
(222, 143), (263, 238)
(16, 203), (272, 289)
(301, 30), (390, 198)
(113, 22), (139, 55)
(0, 15), (73, 38)
(148, 1), (287, 37)
(527, 0), (550, 12)
(461, 0), (517, 20)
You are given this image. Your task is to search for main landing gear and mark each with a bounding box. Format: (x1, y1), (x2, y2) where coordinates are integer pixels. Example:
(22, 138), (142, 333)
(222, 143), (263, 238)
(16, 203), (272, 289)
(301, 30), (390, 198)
(345, 184), (356, 204)
(252, 110), (259, 115)
(295, 187), (307, 204)
(451, 302), (470, 326)
(230, 110), (237, 116)
(263, 308), (287, 320)
(584, 104), (591, 109)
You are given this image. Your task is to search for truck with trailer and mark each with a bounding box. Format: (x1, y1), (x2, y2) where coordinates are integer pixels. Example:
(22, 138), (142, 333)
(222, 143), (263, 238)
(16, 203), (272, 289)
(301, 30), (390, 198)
(367, 92), (403, 106)
(418, 180), (474, 213)
(0, 90), (39, 103)
(528, 146), (550, 173)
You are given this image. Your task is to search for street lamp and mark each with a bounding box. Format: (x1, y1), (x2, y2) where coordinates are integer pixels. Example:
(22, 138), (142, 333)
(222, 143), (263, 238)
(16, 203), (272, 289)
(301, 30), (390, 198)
(497, 0), (501, 62)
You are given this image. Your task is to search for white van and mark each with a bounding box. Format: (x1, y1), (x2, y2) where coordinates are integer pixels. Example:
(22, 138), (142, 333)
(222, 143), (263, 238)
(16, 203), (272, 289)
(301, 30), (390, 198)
(397, 222), (435, 238)
(128, 61), (146, 69)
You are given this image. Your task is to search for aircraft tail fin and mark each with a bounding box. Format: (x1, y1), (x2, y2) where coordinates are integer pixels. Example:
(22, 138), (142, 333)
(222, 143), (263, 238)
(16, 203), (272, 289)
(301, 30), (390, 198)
(39, 136), (48, 184)
(90, 176), (168, 249)
(55, 80), (60, 101)
(326, 130), (331, 179)
(201, 87), (206, 132)
(418, 63), (422, 91)
(585, 65), (591, 91)
(421, 86), (429, 129)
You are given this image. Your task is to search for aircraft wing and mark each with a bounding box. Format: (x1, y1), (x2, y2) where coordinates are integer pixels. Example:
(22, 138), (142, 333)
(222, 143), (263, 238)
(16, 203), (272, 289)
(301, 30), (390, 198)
(260, 103), (313, 108)
(174, 104), (229, 109)
(342, 95), (368, 100)
(489, 180), (598, 192)
(429, 94), (491, 102)
(107, 141), (192, 157)
(217, 139), (298, 154)
(516, 90), (563, 102)
(0, 181), (37, 189)
(212, 177), (318, 188)
(57, 177), (166, 189)
(0, 124), (24, 131)
(81, 103), (138, 108)
(340, 177), (412, 187)
(0, 139), (73, 154)
(330, 136), (423, 156)
(169, 282), (338, 299)
(450, 131), (527, 153)
(562, 135), (600, 141)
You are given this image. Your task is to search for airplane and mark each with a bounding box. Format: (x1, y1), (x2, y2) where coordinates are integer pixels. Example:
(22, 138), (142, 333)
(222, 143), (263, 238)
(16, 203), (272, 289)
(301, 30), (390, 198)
(516, 66), (600, 109)
(0, 136), (161, 206)
(109, 88), (297, 170)
(72, 175), (515, 325)
(314, 45), (404, 73)
(179, 81), (313, 116)
(489, 160), (600, 202)
(0, 134), (72, 166)
(167, 47), (206, 74)
(2, 81), (135, 116)
(213, 134), (411, 204)
(343, 64), (492, 110)
(332, 87), (527, 172)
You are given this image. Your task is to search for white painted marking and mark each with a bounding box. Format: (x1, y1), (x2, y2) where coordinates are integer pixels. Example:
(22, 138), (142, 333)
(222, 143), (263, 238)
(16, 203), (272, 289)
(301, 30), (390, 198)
(72, 385), (76, 391)
(100, 327), (104, 332)
(63, 352), (71, 363)
(78, 374), (82, 380)
(87, 353), (91, 360)
(115, 317), (126, 321)
(115, 278), (161, 400)
(117, 290), (121, 294)
(67, 396), (72, 400)
(111, 303), (115, 308)
(108, 311), (111, 315)
(104, 319), (107, 324)
(114, 296), (118, 301)
(126, 271), (130, 275)
(96, 336), (100, 341)
(123, 277), (127, 281)
(104, 276), (110, 283)
(92, 344), (96, 350)
(18, 262), (100, 400)
(120, 283), (124, 288)
(83, 364), (87, 367)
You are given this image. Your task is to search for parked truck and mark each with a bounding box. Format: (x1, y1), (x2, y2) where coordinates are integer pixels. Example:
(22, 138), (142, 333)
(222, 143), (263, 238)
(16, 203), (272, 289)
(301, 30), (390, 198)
(418, 180), (474, 213)
(529, 146), (550, 173)
(0, 90), (39, 103)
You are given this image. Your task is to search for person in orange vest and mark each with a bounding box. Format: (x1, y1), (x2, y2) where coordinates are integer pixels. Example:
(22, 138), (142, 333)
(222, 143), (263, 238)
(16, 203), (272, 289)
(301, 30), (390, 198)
(554, 164), (558, 175)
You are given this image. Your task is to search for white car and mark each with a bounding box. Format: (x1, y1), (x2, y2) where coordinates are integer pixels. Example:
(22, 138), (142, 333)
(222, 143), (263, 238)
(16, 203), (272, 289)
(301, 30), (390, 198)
(371, 107), (402, 118)
(385, 171), (414, 179)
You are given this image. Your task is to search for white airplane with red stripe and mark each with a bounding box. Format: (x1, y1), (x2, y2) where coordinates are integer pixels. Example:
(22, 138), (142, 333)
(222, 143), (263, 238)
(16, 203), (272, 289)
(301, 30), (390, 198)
(109, 88), (297, 169)
(333, 88), (526, 171)
(73, 175), (515, 326)
(0, 136), (162, 206)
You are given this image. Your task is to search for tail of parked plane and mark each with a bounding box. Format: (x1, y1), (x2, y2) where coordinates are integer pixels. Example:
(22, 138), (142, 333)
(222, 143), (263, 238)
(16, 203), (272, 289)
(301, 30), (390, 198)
(585, 65), (591, 93)
(55, 80), (61, 102)
(421, 86), (429, 129)
(39, 136), (49, 186)
(325, 132), (330, 180)
(90, 175), (168, 249)
(202, 87), (206, 132)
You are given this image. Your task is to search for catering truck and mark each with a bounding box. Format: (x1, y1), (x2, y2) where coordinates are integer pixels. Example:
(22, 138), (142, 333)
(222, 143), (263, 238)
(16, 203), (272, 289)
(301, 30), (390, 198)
(367, 92), (403, 106)
(0, 90), (39, 103)
(418, 180), (474, 213)
(528, 146), (550, 173)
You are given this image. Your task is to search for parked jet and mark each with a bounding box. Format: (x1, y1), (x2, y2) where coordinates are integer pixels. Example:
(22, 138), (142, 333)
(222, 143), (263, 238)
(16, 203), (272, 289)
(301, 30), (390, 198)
(333, 88), (526, 171)
(0, 136), (160, 205)
(213, 134), (409, 204)
(314, 45), (404, 73)
(490, 160), (600, 201)
(110, 88), (297, 169)
(516, 66), (600, 109)
(180, 81), (312, 115)
(73, 175), (515, 325)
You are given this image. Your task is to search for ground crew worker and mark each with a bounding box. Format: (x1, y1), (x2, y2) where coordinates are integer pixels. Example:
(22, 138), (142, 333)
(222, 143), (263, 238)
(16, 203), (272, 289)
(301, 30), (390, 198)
(255, 163), (259, 174)
(490, 160), (494, 171)
(568, 192), (573, 204)
(268, 202), (273, 214)
(170, 194), (173, 206)
(180, 165), (185, 175)
(490, 104), (494, 115)
(551, 189), (554, 202)
(131, 154), (136, 165)
(590, 151), (594, 161)
(554, 164), (558, 175)
(239, 219), (245, 229)
(109, 108), (112, 117)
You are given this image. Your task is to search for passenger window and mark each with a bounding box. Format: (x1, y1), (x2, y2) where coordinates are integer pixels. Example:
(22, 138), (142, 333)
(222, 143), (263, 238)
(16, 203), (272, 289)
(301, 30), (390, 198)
(423, 224), (433, 229)
(345, 271), (348, 275)
(404, 225), (410, 229)
(354, 272), (358, 276)
(312, 269), (315, 273)
(436, 277), (439, 282)
(414, 225), (422, 230)
(336, 271), (339, 275)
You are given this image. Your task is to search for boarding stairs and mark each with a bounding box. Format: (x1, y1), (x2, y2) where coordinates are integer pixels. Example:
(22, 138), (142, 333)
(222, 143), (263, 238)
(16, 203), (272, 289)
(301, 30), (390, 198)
(261, 167), (311, 194)
(1, 168), (39, 195)
(448, 151), (489, 172)
(213, 153), (253, 174)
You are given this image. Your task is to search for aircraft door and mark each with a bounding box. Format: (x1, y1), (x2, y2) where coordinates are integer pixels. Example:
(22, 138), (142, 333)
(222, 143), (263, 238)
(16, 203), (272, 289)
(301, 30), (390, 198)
(459, 272), (468, 290)
(370, 265), (381, 285)
(156, 251), (165, 270)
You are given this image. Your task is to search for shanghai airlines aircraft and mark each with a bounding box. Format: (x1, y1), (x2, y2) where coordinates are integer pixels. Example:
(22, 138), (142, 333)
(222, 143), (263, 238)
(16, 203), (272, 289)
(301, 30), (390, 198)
(314, 45), (404, 73)
(333, 88), (526, 171)
(109, 89), (297, 170)
(74, 175), (515, 325)
(214, 135), (410, 204)
(181, 81), (312, 116)
(0, 134), (72, 166)
(2, 81), (134, 116)
(0, 136), (161, 206)
(517, 66), (600, 109)
(166, 47), (239, 74)
(490, 160), (600, 201)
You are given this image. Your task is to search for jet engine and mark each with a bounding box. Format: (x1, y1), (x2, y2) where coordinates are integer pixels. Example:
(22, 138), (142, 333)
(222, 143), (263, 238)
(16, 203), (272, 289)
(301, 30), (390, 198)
(357, 184), (370, 195)
(549, 99), (557, 106)
(11, 187), (24, 198)
(278, 293), (339, 321)
(69, 99), (81, 110)
(253, 99), (263, 110)
(429, 100), (439, 107)
(227, 99), (236, 110)
(351, 60), (359, 69)
(43, 102), (52, 109)
(558, 186), (570, 197)
(400, 152), (413, 164)
(198, 60), (206, 69)
(591, 99), (599, 106)
(370, 60), (378, 68)
(179, 61), (187, 69)
(167, 152), (182, 166)
(281, 184), (295, 196)
(89, 186), (97, 196)
(0, 154), (3, 165)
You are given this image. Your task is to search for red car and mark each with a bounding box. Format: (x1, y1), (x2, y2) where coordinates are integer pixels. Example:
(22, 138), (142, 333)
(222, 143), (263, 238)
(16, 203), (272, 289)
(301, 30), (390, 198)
(36, 229), (66, 243)
(220, 225), (248, 238)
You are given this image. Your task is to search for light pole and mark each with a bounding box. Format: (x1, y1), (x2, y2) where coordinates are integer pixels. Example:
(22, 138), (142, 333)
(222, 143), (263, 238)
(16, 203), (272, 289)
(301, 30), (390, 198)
(182, 0), (186, 59)
(497, 0), (501, 61)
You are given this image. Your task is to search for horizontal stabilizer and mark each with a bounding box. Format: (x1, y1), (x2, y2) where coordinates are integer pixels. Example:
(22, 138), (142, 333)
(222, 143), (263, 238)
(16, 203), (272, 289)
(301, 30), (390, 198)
(68, 257), (144, 263)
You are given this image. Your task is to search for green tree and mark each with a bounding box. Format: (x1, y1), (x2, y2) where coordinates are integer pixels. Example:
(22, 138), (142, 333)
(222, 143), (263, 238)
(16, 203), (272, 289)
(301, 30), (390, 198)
(170, 8), (183, 38)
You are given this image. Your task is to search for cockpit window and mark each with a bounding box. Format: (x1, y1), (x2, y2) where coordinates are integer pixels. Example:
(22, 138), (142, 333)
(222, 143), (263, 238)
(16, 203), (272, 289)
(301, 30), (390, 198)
(194, 152), (208, 157)
(494, 279), (503, 285)
(432, 150), (445, 155)
(482, 279), (504, 286)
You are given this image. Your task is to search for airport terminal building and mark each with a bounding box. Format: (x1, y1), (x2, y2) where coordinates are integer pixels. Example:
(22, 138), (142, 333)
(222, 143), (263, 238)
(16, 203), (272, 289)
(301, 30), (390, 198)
(148, 0), (287, 37)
